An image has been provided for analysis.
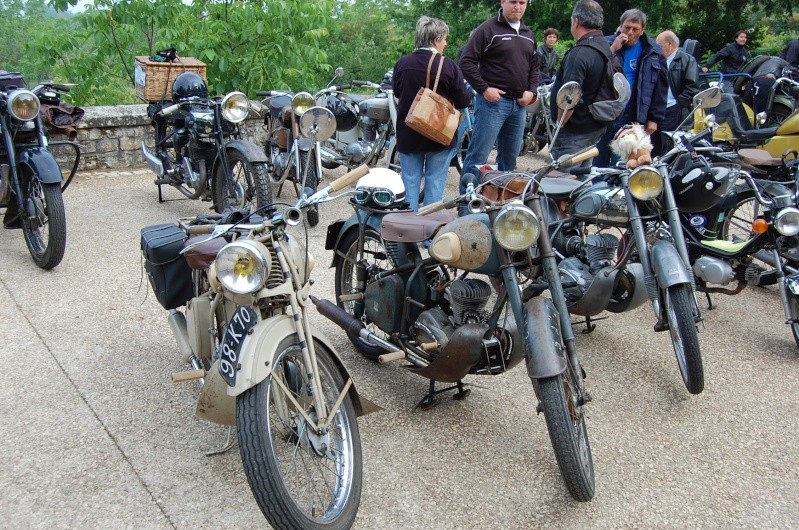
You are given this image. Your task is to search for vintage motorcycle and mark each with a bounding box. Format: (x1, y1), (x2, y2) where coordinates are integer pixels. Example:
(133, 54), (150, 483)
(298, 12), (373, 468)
(141, 165), (375, 529)
(319, 82), (597, 502)
(519, 82), (554, 156)
(0, 71), (80, 269)
(141, 72), (273, 214)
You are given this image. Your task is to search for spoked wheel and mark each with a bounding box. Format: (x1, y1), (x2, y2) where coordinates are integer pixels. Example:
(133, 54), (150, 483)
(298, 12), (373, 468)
(237, 337), (362, 530)
(213, 150), (273, 214)
(721, 190), (758, 243)
(767, 103), (793, 127)
(387, 147), (401, 174)
(452, 128), (471, 173)
(334, 228), (395, 360)
(299, 150), (321, 227)
(664, 284), (704, 394)
(20, 173), (66, 270)
(537, 365), (595, 502)
(789, 295), (799, 349)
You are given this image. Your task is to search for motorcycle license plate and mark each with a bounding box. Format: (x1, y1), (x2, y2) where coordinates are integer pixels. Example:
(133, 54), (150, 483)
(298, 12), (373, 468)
(217, 305), (258, 386)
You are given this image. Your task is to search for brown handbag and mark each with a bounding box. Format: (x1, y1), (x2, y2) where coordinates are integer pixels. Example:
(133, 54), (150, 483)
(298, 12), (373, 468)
(404, 53), (460, 146)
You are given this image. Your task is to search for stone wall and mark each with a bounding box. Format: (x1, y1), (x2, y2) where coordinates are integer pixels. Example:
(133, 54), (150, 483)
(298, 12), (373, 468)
(47, 104), (268, 172)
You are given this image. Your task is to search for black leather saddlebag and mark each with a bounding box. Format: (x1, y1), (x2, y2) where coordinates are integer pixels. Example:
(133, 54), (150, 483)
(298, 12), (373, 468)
(141, 223), (193, 309)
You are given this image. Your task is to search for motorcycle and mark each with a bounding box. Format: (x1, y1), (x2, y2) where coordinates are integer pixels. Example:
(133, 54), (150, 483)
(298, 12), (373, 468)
(141, 72), (273, 214)
(534, 87), (724, 395)
(519, 82), (554, 156)
(731, 55), (799, 126)
(319, 81), (597, 502)
(140, 164), (376, 529)
(0, 71), (80, 269)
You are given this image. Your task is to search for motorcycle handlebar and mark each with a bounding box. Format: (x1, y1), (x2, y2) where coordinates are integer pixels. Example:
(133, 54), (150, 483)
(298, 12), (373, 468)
(418, 197), (457, 216)
(557, 146), (599, 169)
(255, 90), (290, 98)
(353, 80), (380, 88)
(159, 103), (182, 116)
(326, 164), (370, 194)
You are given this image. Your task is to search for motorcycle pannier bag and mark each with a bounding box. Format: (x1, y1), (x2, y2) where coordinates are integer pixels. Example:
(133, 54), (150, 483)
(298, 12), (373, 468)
(140, 223), (194, 309)
(404, 54), (460, 146)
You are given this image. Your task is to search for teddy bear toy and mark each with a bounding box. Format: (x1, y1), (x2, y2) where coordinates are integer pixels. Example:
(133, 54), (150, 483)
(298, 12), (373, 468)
(610, 124), (653, 169)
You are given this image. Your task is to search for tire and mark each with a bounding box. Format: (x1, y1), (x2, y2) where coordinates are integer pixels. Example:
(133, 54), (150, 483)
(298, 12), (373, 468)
(664, 284), (704, 394)
(452, 128), (471, 173)
(538, 370), (595, 502)
(213, 149), (273, 215)
(767, 103), (793, 127)
(789, 295), (799, 349)
(334, 227), (395, 360)
(721, 190), (758, 243)
(299, 150), (320, 227)
(237, 336), (362, 530)
(387, 146), (401, 174)
(20, 173), (66, 270)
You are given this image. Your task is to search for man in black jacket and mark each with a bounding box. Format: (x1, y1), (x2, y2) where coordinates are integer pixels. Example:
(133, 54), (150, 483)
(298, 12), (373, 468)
(548, 0), (608, 167)
(655, 30), (700, 153)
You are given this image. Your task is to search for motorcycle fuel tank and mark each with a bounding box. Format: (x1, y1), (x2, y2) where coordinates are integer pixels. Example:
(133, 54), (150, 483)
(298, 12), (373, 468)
(570, 186), (629, 226)
(429, 214), (500, 273)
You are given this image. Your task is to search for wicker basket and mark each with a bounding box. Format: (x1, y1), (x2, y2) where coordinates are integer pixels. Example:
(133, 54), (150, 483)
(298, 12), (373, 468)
(134, 56), (207, 102)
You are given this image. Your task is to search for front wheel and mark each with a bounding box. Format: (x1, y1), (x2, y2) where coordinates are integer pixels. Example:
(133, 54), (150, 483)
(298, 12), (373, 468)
(788, 295), (799, 349)
(452, 128), (471, 173)
(20, 174), (66, 270)
(237, 336), (362, 530)
(664, 284), (704, 394)
(538, 370), (595, 502)
(213, 149), (273, 214)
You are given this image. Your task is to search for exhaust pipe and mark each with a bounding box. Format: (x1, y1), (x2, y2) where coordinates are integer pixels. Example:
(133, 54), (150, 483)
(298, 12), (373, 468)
(310, 295), (398, 353)
(141, 141), (164, 177)
(167, 309), (196, 363)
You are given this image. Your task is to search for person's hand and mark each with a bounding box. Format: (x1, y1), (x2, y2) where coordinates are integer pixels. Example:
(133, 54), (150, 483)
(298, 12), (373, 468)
(701, 66), (708, 73)
(516, 91), (534, 106)
(610, 33), (628, 53)
(644, 120), (658, 135)
(483, 87), (504, 103)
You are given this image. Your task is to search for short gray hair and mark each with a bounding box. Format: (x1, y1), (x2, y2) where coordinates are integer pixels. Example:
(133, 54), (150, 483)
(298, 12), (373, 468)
(415, 16), (449, 49)
(620, 8), (647, 29)
(571, 0), (603, 30)
(660, 30), (680, 47)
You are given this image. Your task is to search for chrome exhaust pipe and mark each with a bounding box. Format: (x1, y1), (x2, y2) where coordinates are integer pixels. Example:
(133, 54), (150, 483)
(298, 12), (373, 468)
(141, 141), (164, 177)
(167, 309), (196, 363)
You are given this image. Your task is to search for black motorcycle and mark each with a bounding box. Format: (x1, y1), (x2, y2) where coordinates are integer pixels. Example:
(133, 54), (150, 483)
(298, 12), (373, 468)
(0, 71), (79, 269)
(141, 72), (273, 213)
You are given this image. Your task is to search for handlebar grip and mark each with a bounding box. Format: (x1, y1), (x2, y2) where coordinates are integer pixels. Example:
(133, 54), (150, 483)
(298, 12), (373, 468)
(159, 103), (182, 116)
(558, 146), (599, 169)
(186, 224), (215, 235)
(417, 200), (450, 216)
(255, 90), (270, 97)
(337, 83), (352, 91)
(352, 80), (368, 85)
(328, 164), (369, 193)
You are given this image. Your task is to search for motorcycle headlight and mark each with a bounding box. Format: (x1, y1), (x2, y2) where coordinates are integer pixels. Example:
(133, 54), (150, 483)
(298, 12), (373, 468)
(8, 89), (40, 121)
(291, 92), (314, 115)
(775, 207), (799, 236)
(215, 239), (270, 294)
(628, 166), (663, 201)
(493, 202), (540, 251)
(221, 91), (250, 123)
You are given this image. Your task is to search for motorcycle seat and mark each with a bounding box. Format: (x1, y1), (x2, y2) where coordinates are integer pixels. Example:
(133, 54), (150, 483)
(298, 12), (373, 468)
(183, 235), (228, 270)
(539, 175), (585, 199)
(381, 211), (454, 243)
(738, 148), (782, 167)
(740, 127), (778, 143)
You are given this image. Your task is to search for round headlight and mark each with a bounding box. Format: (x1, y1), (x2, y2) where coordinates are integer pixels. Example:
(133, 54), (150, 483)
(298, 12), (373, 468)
(9, 89), (40, 121)
(291, 92), (314, 115)
(494, 202), (540, 251)
(775, 207), (799, 236)
(628, 166), (663, 201)
(221, 91), (250, 123)
(215, 239), (270, 294)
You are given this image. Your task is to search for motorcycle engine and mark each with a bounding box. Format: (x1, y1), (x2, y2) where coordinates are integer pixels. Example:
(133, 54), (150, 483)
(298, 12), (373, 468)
(558, 233), (619, 304)
(411, 278), (491, 346)
(271, 151), (291, 175)
(345, 141), (373, 164)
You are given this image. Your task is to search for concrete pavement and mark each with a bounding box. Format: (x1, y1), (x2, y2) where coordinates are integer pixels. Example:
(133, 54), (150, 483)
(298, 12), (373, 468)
(1, 163), (798, 528)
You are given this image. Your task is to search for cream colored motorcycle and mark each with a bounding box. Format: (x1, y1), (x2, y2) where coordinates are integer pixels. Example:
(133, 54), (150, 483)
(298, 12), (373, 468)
(141, 164), (376, 530)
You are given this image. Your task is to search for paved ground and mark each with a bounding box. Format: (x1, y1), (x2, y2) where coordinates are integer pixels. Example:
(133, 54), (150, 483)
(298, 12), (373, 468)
(1, 160), (798, 529)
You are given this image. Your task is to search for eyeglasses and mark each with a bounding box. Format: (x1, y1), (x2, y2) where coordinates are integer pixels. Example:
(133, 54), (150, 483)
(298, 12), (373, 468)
(353, 187), (396, 207)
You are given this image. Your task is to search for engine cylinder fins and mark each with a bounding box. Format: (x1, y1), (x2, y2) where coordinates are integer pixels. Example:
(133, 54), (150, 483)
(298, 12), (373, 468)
(449, 278), (492, 325)
(584, 233), (620, 263)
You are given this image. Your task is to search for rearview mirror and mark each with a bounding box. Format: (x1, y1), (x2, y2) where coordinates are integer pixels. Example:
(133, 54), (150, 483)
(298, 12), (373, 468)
(556, 81), (582, 111)
(692, 87), (722, 110)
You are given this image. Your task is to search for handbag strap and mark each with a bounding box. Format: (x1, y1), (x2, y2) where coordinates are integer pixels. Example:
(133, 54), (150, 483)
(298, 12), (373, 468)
(424, 53), (445, 92)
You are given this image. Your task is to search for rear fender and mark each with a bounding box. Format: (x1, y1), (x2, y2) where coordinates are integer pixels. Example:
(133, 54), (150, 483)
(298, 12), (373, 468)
(227, 314), (378, 417)
(18, 147), (63, 184)
(524, 297), (568, 379)
(651, 239), (691, 288)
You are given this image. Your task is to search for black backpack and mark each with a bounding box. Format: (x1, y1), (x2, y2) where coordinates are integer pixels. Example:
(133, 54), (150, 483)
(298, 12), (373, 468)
(577, 38), (628, 123)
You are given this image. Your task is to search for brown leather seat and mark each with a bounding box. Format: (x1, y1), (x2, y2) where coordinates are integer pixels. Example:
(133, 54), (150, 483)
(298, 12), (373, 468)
(183, 235), (227, 270)
(381, 211), (453, 243)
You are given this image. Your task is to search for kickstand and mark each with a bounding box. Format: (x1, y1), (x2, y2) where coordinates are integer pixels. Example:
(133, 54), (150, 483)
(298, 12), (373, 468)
(205, 426), (238, 457)
(704, 291), (715, 310)
(414, 379), (471, 410)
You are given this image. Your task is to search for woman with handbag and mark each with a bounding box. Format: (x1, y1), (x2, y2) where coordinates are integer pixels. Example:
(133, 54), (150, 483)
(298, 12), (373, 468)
(392, 16), (472, 211)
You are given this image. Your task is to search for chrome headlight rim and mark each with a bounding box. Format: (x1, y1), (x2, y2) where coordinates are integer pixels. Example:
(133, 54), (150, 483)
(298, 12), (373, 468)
(775, 207), (799, 237)
(8, 89), (40, 121)
(628, 165), (664, 201)
(221, 91), (250, 123)
(291, 91), (315, 115)
(215, 239), (270, 295)
(494, 201), (540, 251)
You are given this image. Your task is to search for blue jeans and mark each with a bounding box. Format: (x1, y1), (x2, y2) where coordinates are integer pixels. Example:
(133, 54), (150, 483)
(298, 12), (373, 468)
(595, 109), (631, 168)
(460, 94), (526, 190)
(548, 126), (607, 169)
(399, 149), (452, 211)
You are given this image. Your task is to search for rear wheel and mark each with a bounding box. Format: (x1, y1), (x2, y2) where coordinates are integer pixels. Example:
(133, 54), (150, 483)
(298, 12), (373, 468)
(538, 368), (595, 502)
(237, 336), (362, 530)
(664, 284), (704, 394)
(213, 149), (273, 215)
(452, 128), (471, 173)
(767, 103), (793, 127)
(789, 295), (799, 349)
(20, 175), (66, 270)
(334, 227), (395, 360)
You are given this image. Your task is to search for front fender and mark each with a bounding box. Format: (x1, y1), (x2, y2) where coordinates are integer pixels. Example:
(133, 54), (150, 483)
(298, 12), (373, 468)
(524, 297), (568, 379)
(326, 211), (386, 268)
(18, 147), (63, 184)
(651, 239), (691, 288)
(224, 139), (269, 163)
(228, 314), (379, 417)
